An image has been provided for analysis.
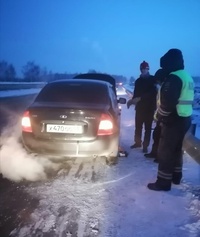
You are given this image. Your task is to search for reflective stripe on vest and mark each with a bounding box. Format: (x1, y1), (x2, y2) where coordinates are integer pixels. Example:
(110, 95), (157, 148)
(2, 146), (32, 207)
(154, 85), (161, 120)
(170, 70), (194, 117)
(178, 100), (193, 105)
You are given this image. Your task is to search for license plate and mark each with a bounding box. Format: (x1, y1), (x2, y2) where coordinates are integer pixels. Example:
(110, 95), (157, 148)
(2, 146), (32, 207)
(46, 124), (83, 134)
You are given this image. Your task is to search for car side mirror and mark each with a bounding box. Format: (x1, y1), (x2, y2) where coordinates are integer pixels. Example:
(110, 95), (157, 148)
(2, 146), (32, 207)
(118, 97), (126, 104)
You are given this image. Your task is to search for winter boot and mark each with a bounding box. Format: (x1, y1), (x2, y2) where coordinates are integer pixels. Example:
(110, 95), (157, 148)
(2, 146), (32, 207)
(142, 146), (148, 153)
(130, 143), (141, 149)
(172, 172), (182, 185)
(144, 152), (157, 158)
(147, 178), (171, 191)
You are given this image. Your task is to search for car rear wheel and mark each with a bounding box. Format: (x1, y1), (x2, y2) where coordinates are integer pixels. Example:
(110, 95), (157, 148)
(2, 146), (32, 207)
(106, 156), (118, 166)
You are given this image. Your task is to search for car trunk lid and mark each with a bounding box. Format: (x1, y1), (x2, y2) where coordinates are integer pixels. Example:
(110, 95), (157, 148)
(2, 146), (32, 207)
(26, 102), (114, 141)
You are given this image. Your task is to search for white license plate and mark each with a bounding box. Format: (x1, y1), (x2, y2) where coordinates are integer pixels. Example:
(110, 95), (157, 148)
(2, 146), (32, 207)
(46, 124), (83, 134)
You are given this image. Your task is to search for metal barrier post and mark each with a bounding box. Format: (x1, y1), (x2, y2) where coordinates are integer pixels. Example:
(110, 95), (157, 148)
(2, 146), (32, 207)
(191, 123), (197, 136)
(199, 165), (200, 183)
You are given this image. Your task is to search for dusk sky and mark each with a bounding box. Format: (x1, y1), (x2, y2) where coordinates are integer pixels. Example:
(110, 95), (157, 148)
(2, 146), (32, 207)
(0, 0), (200, 79)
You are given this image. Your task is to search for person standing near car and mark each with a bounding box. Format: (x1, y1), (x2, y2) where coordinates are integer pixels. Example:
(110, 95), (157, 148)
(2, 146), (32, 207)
(127, 61), (157, 153)
(144, 68), (167, 161)
(147, 49), (194, 191)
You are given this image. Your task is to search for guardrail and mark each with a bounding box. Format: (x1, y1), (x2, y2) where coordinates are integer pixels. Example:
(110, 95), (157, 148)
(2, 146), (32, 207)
(124, 86), (200, 164)
(183, 125), (200, 165)
(0, 82), (46, 90)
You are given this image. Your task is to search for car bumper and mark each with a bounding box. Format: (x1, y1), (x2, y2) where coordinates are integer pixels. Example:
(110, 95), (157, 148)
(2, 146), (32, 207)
(22, 132), (119, 159)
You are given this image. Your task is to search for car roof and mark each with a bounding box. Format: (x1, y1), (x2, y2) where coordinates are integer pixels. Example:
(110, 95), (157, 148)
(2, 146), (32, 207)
(48, 78), (110, 86)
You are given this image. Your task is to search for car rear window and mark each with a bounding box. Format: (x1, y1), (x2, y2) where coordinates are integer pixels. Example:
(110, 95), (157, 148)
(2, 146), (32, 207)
(35, 82), (109, 104)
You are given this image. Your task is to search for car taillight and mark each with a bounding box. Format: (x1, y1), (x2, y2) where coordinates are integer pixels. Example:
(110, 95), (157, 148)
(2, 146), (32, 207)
(97, 113), (113, 136)
(22, 110), (32, 132)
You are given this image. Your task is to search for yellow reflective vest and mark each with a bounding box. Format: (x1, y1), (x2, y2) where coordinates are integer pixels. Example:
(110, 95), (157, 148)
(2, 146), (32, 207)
(170, 70), (194, 117)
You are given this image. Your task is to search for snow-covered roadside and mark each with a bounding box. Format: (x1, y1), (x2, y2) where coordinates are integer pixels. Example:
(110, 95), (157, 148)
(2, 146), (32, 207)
(0, 88), (41, 98)
(192, 110), (200, 139)
(9, 102), (200, 237)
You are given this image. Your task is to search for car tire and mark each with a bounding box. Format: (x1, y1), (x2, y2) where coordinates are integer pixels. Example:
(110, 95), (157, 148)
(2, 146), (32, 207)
(106, 156), (118, 166)
(19, 137), (33, 155)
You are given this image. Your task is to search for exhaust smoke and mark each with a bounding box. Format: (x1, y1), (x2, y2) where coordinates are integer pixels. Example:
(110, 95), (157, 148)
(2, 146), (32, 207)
(0, 121), (48, 182)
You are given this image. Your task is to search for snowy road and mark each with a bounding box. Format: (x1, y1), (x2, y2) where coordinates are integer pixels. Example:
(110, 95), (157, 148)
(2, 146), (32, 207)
(0, 95), (200, 237)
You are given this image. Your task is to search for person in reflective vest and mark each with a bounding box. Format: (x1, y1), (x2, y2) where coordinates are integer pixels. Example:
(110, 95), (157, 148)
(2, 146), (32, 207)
(147, 48), (194, 191)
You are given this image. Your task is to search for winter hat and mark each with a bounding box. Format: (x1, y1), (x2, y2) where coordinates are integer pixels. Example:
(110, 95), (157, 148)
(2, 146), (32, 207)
(140, 61), (149, 70)
(160, 48), (184, 73)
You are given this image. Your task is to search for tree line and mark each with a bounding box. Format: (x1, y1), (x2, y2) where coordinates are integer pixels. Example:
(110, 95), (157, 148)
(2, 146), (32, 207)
(0, 60), (128, 84)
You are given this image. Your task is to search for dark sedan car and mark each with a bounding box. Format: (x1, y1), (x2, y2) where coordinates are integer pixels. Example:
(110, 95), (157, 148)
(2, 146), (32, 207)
(21, 78), (126, 164)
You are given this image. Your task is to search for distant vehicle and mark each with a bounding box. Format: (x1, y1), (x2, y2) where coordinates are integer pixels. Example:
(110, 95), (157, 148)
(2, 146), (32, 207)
(116, 82), (123, 86)
(116, 83), (127, 96)
(21, 78), (126, 164)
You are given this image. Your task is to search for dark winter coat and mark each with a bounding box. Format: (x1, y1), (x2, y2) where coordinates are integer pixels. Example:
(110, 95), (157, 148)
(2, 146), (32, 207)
(132, 74), (157, 113)
(157, 48), (192, 125)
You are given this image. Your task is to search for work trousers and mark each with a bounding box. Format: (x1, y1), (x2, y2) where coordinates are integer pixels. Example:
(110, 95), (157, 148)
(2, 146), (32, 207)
(157, 117), (191, 183)
(134, 109), (154, 148)
(151, 121), (161, 156)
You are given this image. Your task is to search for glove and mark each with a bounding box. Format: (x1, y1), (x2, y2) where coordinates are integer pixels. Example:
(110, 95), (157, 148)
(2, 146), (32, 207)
(132, 97), (141, 104)
(127, 97), (141, 109)
(127, 99), (133, 109)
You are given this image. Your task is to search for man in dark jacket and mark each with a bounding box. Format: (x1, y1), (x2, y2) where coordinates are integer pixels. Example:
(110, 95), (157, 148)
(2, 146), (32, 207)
(127, 61), (157, 153)
(144, 68), (167, 161)
(147, 49), (194, 191)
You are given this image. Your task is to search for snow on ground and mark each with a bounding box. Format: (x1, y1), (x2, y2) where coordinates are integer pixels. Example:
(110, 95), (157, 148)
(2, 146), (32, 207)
(9, 155), (200, 237)
(1, 99), (198, 237)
